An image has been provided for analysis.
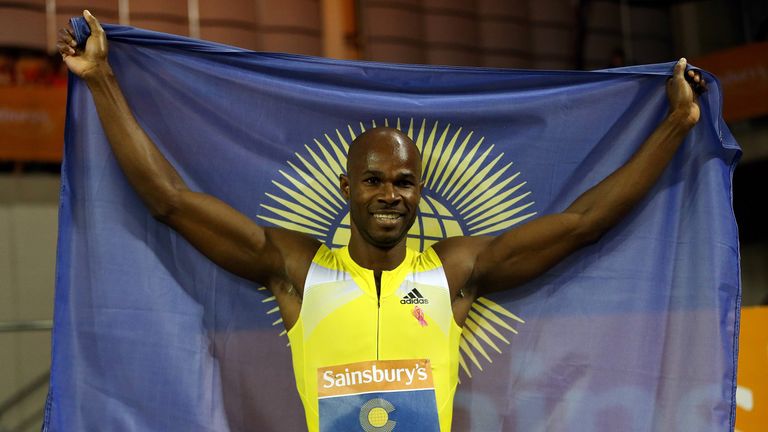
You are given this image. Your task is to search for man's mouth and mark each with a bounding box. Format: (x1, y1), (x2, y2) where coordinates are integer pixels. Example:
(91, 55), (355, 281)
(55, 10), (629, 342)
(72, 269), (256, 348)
(372, 212), (402, 222)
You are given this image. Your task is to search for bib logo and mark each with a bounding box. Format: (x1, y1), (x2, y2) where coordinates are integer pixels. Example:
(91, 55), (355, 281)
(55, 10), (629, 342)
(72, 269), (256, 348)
(322, 363), (429, 389)
(259, 118), (528, 379)
(317, 359), (436, 431)
(359, 398), (396, 432)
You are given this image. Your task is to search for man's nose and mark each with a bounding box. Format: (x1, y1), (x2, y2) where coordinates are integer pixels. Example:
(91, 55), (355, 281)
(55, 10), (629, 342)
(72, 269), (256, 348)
(378, 183), (399, 203)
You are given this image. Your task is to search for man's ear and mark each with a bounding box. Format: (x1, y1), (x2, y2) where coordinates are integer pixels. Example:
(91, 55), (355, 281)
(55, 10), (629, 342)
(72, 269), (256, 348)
(339, 174), (350, 200)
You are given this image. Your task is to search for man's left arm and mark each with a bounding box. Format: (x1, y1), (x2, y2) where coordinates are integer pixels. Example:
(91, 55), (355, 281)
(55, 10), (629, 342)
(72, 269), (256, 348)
(435, 58), (705, 323)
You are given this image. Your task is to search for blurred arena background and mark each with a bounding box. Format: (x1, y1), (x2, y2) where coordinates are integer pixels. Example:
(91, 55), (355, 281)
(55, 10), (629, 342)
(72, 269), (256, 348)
(0, 1), (766, 431)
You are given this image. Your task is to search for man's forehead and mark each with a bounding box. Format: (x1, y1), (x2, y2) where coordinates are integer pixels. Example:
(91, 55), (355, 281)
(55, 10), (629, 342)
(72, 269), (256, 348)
(347, 128), (421, 171)
(361, 166), (419, 178)
(363, 139), (414, 159)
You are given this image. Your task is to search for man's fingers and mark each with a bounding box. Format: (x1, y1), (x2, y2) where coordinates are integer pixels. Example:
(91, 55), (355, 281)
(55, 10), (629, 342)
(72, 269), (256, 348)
(55, 42), (69, 57)
(672, 58), (707, 95)
(67, 29), (78, 47)
(56, 42), (75, 56)
(57, 28), (77, 47)
(684, 68), (707, 95)
(56, 29), (77, 56)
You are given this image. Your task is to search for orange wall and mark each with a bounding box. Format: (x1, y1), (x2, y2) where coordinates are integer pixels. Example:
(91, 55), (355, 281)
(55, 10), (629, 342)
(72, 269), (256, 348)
(0, 86), (66, 162)
(694, 42), (768, 123)
(736, 306), (768, 431)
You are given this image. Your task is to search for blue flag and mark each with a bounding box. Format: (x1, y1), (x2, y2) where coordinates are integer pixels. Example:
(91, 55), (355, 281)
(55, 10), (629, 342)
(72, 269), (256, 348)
(45, 18), (741, 432)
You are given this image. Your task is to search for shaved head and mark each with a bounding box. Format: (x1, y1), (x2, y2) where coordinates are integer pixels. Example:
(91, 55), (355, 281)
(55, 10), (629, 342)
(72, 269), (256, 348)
(346, 127), (421, 178)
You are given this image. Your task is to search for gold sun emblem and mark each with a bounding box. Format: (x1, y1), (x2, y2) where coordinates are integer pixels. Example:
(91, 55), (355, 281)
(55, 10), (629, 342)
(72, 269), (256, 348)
(258, 118), (532, 380)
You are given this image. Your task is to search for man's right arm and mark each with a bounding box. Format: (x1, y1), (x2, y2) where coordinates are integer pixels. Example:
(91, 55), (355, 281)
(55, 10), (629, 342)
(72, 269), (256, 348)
(58, 11), (320, 305)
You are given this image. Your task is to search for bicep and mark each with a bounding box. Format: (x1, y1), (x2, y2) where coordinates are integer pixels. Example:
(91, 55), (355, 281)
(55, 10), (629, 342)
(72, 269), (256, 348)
(473, 212), (593, 292)
(161, 190), (319, 285)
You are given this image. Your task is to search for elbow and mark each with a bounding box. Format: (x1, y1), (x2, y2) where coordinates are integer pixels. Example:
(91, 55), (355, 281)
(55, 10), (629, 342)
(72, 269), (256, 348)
(577, 226), (604, 246)
(571, 213), (610, 246)
(148, 202), (175, 223)
(146, 185), (184, 223)
(149, 202), (174, 222)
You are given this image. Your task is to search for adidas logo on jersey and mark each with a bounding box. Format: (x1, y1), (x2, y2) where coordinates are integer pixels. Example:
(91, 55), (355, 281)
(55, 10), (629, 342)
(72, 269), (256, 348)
(401, 288), (429, 304)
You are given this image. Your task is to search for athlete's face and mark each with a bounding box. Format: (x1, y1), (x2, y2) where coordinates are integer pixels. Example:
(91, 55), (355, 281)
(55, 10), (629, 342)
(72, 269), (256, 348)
(341, 130), (423, 250)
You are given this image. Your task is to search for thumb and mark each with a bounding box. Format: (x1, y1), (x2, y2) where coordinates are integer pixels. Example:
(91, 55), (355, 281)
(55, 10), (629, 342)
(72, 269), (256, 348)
(673, 57), (687, 80)
(81, 9), (109, 60)
(83, 10), (104, 35)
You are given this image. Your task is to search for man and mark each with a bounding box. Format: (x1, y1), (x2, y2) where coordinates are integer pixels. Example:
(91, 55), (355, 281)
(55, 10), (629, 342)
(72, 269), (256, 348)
(57, 10), (705, 432)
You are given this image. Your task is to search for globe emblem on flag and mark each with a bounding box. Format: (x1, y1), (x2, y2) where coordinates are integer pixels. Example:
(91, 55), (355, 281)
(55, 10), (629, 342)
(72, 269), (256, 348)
(259, 118), (529, 379)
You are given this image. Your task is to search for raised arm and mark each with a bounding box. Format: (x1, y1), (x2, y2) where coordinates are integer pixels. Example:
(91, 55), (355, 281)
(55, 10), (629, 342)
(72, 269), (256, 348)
(58, 11), (319, 322)
(436, 58), (704, 322)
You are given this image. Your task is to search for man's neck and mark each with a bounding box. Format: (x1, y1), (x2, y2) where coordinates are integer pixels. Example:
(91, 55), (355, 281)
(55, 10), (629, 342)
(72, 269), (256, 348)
(348, 238), (407, 271)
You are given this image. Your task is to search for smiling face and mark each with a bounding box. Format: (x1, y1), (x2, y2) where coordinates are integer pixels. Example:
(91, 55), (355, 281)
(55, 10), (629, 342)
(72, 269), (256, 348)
(340, 128), (423, 250)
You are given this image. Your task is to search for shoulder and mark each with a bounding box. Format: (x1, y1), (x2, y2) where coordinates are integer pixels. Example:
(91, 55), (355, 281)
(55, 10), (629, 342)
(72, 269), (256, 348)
(312, 243), (335, 263)
(431, 235), (494, 267)
(264, 227), (322, 259)
(413, 247), (443, 271)
(262, 227), (322, 286)
(427, 236), (494, 296)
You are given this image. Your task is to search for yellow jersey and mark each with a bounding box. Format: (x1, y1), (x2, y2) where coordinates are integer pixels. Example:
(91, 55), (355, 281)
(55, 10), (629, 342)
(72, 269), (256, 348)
(287, 245), (462, 431)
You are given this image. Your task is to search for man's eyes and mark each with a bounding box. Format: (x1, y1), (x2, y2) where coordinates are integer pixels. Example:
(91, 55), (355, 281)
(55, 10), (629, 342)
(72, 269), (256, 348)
(362, 178), (414, 187)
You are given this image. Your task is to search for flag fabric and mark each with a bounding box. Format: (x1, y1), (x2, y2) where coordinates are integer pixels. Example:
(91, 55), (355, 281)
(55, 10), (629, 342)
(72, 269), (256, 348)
(44, 17), (741, 432)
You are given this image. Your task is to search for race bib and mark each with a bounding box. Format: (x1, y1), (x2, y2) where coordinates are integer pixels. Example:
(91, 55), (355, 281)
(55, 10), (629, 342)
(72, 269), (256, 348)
(317, 359), (440, 432)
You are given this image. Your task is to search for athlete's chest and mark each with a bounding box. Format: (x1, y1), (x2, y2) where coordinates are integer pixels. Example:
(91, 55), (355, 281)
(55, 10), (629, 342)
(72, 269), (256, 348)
(303, 274), (452, 352)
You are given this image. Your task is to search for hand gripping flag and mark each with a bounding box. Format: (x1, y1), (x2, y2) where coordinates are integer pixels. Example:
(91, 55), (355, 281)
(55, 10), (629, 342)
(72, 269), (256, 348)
(44, 17), (741, 432)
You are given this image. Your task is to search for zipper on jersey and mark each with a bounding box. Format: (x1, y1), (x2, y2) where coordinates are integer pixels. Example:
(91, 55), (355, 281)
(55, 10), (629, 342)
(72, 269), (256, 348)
(374, 272), (381, 360)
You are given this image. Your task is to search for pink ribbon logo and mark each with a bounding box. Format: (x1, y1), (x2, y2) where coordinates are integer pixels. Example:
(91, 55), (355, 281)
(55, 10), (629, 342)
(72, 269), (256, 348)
(412, 306), (428, 327)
